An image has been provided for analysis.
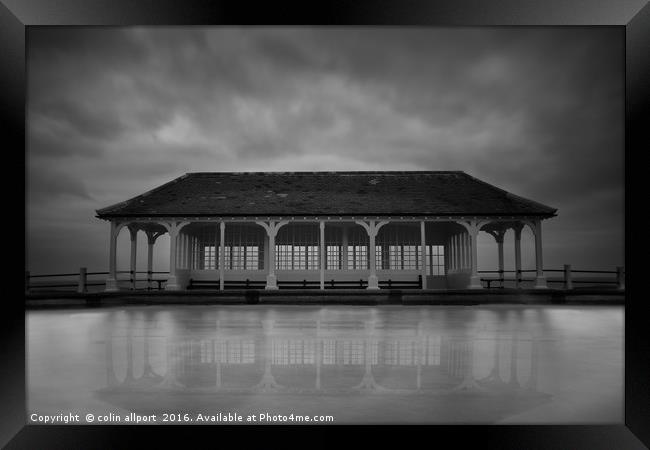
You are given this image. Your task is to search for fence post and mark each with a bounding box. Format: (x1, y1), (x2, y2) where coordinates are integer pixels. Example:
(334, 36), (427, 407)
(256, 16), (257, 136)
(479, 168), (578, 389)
(564, 264), (573, 290)
(25, 270), (30, 293)
(617, 266), (625, 290)
(78, 267), (87, 293)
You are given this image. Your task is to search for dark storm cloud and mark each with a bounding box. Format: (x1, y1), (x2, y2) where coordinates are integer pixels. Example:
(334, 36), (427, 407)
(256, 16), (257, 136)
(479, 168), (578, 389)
(28, 162), (94, 202)
(26, 27), (623, 273)
(36, 97), (128, 140)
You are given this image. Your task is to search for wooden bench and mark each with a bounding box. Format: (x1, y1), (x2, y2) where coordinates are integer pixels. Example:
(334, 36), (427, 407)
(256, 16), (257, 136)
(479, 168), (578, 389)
(277, 280), (321, 289)
(147, 279), (167, 290)
(481, 277), (535, 288)
(379, 276), (422, 289)
(188, 279), (266, 290)
(189, 276), (423, 290)
(325, 279), (368, 289)
(480, 278), (504, 289)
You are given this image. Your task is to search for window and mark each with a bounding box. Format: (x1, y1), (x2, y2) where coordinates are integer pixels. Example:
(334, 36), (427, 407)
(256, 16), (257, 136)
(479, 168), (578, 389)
(342, 340), (364, 365)
(186, 224), (218, 270)
(323, 339), (336, 365)
(272, 339), (314, 365)
(200, 339), (213, 363)
(347, 245), (367, 270)
(376, 224), (421, 270)
(223, 224), (265, 270)
(426, 245), (445, 276)
(347, 226), (369, 270)
(325, 227), (343, 270)
(383, 340), (416, 366)
(326, 245), (340, 270)
(203, 245), (216, 270)
(425, 335), (441, 365)
(275, 224), (320, 270)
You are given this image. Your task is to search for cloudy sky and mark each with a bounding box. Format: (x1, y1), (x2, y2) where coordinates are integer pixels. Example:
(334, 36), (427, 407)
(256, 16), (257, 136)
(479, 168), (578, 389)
(27, 27), (624, 275)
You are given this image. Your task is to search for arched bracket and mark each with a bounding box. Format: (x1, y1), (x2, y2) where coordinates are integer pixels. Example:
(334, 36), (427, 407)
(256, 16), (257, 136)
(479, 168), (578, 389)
(255, 220), (289, 237)
(355, 219), (390, 238)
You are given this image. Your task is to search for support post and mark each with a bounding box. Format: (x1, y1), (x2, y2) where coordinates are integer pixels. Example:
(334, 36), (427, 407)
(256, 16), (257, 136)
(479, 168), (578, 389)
(451, 234), (456, 272)
(181, 234), (187, 269)
(219, 221), (225, 290)
(256, 220), (288, 290)
(145, 230), (163, 290)
(341, 225), (349, 270)
(461, 233), (472, 271)
(497, 237), (504, 284)
(368, 227), (378, 288)
(129, 226), (138, 290)
(513, 224), (523, 289)
(177, 233), (183, 269)
(355, 220), (388, 290)
(487, 229), (505, 287)
(617, 266), (625, 290)
(467, 222), (482, 289)
(78, 267), (87, 293)
(147, 233), (154, 290)
(564, 264), (573, 290)
(267, 231), (277, 289)
(105, 220), (120, 292)
(420, 221), (427, 289)
(320, 221), (325, 290)
(165, 222), (182, 291)
(533, 220), (547, 289)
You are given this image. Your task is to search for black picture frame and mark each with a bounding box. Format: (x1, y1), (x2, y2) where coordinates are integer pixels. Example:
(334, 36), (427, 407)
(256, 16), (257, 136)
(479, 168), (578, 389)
(3, 0), (648, 448)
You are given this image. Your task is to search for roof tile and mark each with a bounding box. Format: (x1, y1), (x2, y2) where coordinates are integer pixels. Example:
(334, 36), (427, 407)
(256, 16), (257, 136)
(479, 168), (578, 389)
(96, 171), (557, 218)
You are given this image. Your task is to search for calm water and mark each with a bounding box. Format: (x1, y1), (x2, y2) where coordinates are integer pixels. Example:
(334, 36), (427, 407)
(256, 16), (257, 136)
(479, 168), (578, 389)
(27, 305), (623, 424)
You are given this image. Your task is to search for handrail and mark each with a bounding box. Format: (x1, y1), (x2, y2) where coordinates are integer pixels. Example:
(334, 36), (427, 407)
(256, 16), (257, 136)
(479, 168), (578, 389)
(478, 268), (619, 274)
(30, 268), (618, 279)
(25, 265), (624, 292)
(28, 270), (169, 278)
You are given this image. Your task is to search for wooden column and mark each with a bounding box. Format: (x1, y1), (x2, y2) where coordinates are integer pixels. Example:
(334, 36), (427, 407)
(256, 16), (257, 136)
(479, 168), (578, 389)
(513, 224), (523, 289)
(219, 221), (225, 290)
(256, 220), (288, 290)
(533, 220), (548, 289)
(341, 225), (349, 270)
(105, 220), (120, 291)
(165, 222), (183, 291)
(319, 221), (325, 290)
(147, 234), (154, 288)
(467, 222), (482, 289)
(129, 226), (138, 290)
(355, 220), (388, 290)
(420, 221), (427, 289)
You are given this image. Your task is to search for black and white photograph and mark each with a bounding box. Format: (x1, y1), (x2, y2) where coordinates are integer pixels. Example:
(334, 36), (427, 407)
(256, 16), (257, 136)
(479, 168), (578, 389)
(14, 16), (639, 441)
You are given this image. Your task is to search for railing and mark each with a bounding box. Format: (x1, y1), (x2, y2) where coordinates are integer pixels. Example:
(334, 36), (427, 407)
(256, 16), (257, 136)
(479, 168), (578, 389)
(25, 268), (170, 293)
(478, 265), (625, 290)
(26, 265), (625, 293)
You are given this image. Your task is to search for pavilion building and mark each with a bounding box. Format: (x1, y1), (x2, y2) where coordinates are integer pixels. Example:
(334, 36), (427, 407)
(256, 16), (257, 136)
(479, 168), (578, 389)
(95, 171), (557, 291)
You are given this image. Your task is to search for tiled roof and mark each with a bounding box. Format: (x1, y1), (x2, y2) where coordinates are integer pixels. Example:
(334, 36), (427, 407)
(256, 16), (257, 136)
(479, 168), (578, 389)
(96, 171), (557, 218)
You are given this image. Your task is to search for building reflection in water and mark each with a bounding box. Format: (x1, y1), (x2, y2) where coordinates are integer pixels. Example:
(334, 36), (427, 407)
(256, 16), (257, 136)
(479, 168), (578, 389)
(97, 307), (550, 422)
